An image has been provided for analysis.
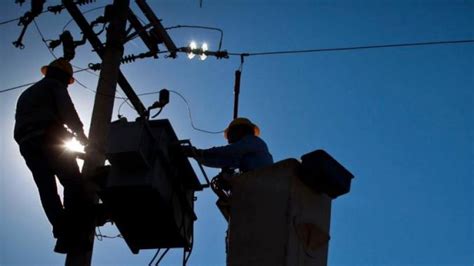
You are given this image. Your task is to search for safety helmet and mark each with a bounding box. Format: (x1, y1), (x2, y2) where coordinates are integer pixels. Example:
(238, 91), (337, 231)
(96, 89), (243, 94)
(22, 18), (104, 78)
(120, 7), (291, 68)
(224, 117), (260, 139)
(41, 58), (74, 84)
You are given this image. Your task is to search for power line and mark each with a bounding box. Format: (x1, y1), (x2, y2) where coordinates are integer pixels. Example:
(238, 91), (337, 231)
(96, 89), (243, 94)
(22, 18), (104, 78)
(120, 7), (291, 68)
(0, 2), (104, 27)
(62, 5), (107, 32)
(0, 82), (36, 94)
(2, 39), (472, 98)
(228, 39), (474, 57)
(0, 9), (49, 26)
(0, 67), (94, 94)
(33, 19), (58, 59)
(0, 17), (22, 26)
(29, 20), (133, 106)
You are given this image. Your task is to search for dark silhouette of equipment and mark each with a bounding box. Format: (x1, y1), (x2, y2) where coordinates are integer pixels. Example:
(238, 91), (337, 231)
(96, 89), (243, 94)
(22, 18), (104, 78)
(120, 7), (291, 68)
(13, 0), (45, 49)
(100, 119), (208, 254)
(299, 150), (354, 199)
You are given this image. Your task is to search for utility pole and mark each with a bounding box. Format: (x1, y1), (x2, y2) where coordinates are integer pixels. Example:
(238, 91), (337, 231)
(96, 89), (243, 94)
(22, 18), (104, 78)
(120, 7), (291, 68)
(64, 0), (130, 265)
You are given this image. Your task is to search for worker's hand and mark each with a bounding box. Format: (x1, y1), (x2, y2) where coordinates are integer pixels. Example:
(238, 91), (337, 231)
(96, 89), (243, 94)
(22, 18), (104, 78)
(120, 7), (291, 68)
(76, 131), (89, 146)
(181, 145), (198, 158)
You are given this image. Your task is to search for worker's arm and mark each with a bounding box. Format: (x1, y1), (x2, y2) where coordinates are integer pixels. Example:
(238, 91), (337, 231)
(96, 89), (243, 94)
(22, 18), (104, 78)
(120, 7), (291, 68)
(194, 136), (257, 169)
(52, 83), (87, 143)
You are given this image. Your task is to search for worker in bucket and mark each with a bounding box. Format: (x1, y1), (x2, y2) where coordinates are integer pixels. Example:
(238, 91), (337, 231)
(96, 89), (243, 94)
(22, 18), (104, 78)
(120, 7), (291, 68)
(14, 58), (89, 254)
(184, 117), (274, 173)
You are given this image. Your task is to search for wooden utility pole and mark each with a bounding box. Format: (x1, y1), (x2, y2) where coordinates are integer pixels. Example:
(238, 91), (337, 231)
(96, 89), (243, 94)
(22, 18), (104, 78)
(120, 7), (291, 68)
(65, 0), (130, 265)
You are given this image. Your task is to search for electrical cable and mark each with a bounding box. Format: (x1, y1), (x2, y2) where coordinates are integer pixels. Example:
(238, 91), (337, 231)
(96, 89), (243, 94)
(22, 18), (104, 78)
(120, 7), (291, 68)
(95, 227), (123, 241)
(0, 69), (131, 104)
(117, 90), (225, 134)
(227, 39), (474, 57)
(33, 19), (99, 79)
(169, 90), (225, 134)
(183, 233), (194, 265)
(70, 65), (133, 108)
(0, 0), (103, 26)
(33, 19), (58, 59)
(31, 19), (133, 105)
(0, 82), (36, 93)
(72, 64), (99, 77)
(148, 249), (161, 266)
(95, 227), (103, 241)
(151, 107), (163, 118)
(117, 91), (159, 116)
(0, 66), (93, 94)
(0, 17), (23, 26)
(3, 38), (473, 96)
(62, 5), (107, 32)
(0, 10), (49, 26)
(156, 248), (170, 266)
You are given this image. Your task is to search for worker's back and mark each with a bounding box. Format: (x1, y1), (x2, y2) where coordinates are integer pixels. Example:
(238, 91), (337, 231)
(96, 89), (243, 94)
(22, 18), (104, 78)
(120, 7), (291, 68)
(14, 77), (82, 143)
(235, 135), (273, 172)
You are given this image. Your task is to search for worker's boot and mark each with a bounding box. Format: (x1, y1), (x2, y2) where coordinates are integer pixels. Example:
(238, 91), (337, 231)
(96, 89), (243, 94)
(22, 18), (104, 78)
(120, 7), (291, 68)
(53, 212), (70, 254)
(54, 236), (70, 254)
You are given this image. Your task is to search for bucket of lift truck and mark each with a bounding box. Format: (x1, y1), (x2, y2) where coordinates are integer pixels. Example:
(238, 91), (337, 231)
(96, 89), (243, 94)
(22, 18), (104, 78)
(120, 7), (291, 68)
(299, 149), (354, 199)
(99, 119), (204, 254)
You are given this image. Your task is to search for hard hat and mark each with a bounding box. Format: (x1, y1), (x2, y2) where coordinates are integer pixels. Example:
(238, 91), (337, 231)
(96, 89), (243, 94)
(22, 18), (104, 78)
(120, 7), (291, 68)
(224, 117), (260, 139)
(41, 58), (74, 84)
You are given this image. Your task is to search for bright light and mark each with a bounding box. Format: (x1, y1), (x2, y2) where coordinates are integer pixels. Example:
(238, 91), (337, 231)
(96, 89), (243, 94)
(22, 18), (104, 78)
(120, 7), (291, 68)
(200, 43), (208, 60)
(64, 138), (85, 153)
(188, 41), (197, 59)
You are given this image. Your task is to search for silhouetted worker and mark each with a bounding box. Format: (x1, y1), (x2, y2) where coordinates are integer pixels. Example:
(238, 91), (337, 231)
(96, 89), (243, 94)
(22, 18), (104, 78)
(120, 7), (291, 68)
(184, 117), (274, 173)
(14, 58), (89, 253)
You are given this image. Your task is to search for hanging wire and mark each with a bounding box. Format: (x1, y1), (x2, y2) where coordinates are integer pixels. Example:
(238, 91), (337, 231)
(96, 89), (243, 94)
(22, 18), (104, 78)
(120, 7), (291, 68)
(148, 248), (170, 266)
(95, 227), (122, 241)
(62, 5), (107, 32)
(228, 39), (474, 57)
(117, 91), (159, 116)
(32, 19), (57, 59)
(117, 90), (225, 134)
(148, 249), (161, 266)
(155, 248), (170, 266)
(169, 90), (225, 134)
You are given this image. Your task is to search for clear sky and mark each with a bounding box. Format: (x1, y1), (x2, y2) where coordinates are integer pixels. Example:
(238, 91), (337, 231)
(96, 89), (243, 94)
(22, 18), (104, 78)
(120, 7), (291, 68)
(1, 0), (473, 265)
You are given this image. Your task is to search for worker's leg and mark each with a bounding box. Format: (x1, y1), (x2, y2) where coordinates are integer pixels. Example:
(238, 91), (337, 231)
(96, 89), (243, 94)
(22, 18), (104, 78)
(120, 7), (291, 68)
(51, 150), (86, 210)
(49, 146), (94, 252)
(19, 137), (64, 234)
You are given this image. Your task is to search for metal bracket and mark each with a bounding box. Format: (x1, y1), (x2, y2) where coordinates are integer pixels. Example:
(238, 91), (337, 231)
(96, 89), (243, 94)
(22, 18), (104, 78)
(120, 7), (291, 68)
(178, 139), (210, 189)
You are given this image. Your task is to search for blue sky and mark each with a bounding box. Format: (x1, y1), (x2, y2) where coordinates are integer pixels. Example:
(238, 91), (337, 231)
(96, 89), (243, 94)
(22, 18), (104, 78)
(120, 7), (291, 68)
(1, 0), (473, 265)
